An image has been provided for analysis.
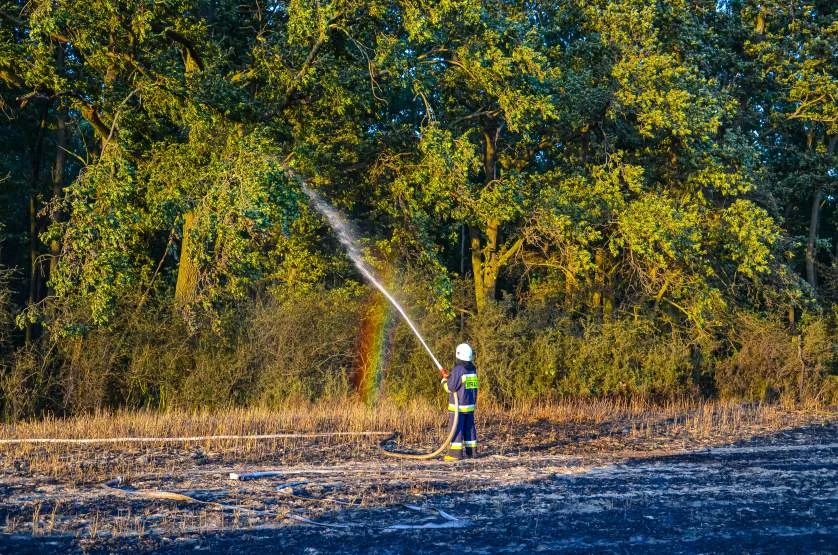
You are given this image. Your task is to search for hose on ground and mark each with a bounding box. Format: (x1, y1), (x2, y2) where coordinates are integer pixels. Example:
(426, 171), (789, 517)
(0, 431), (390, 445)
(378, 392), (458, 460)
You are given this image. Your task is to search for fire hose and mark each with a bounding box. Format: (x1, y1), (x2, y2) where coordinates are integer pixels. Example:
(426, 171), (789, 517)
(378, 374), (459, 460)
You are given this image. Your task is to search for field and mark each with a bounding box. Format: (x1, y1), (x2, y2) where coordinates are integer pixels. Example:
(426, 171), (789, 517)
(0, 399), (835, 553)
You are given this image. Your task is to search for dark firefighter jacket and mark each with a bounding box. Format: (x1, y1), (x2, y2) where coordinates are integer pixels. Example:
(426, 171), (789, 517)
(444, 361), (478, 412)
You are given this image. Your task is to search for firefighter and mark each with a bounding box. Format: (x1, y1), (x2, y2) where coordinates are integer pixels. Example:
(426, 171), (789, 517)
(440, 343), (478, 461)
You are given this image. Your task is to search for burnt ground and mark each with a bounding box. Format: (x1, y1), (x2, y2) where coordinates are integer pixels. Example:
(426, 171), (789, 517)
(0, 420), (836, 554)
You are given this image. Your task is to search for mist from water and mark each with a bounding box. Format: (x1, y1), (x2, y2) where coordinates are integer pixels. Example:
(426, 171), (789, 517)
(299, 183), (444, 371)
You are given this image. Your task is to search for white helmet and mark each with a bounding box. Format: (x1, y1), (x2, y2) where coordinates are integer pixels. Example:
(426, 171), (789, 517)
(455, 343), (473, 362)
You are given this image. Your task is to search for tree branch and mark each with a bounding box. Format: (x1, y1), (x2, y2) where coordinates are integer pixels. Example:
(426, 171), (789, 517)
(101, 87), (141, 155)
(78, 103), (111, 139)
(0, 66), (24, 88)
(286, 34), (328, 99)
(788, 94), (828, 120)
(417, 57), (477, 80)
(0, 9), (72, 43)
(277, 17), (341, 111)
(496, 236), (525, 269)
(450, 108), (501, 127)
(416, 48), (451, 61)
(162, 28), (205, 71)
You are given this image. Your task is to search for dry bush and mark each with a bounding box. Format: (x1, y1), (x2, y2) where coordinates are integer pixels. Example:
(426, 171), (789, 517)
(246, 289), (362, 405)
(19, 298), (253, 415)
(7, 281), (449, 419)
(0, 267), (18, 418)
(802, 314), (836, 403)
(384, 310), (458, 405)
(468, 302), (559, 402)
(1, 347), (47, 420)
(53, 302), (193, 412)
(716, 312), (834, 402)
(60, 333), (124, 412)
(0, 266), (13, 349)
(47, 290), (364, 413)
(352, 266), (459, 406)
(4, 266), (834, 423)
(465, 304), (701, 402)
(557, 317), (699, 398)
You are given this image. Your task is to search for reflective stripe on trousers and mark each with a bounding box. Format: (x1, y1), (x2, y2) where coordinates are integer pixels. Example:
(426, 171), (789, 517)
(448, 412), (477, 459)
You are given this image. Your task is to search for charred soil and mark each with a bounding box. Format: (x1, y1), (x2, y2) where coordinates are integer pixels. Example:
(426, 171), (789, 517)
(0, 401), (835, 553)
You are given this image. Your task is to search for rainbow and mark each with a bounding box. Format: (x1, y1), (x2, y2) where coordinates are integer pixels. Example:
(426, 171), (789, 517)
(354, 291), (394, 405)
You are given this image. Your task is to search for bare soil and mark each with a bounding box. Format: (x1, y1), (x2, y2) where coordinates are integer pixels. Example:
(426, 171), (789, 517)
(0, 404), (835, 553)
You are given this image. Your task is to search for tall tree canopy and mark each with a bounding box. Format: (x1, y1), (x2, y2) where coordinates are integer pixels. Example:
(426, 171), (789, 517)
(0, 0), (836, 412)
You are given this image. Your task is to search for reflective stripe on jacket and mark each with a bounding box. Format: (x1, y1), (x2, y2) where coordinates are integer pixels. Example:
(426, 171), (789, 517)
(444, 361), (478, 412)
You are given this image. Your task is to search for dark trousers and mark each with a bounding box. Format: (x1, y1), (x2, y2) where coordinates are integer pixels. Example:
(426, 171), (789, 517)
(448, 411), (477, 459)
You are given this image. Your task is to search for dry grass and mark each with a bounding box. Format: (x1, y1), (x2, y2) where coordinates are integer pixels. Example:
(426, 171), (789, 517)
(0, 398), (834, 545)
(0, 399), (441, 482)
(481, 397), (835, 458)
(0, 397), (834, 482)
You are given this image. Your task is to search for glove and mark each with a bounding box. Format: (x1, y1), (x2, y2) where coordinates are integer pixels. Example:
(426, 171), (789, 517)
(439, 367), (449, 379)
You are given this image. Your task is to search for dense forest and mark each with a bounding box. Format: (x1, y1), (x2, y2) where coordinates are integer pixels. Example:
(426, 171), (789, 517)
(0, 0), (836, 419)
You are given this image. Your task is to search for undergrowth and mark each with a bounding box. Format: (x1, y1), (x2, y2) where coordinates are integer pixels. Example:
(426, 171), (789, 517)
(0, 284), (836, 421)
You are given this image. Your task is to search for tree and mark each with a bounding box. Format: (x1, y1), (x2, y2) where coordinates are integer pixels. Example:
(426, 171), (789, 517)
(366, 0), (599, 313)
(743, 0), (837, 293)
(25, 0), (396, 327)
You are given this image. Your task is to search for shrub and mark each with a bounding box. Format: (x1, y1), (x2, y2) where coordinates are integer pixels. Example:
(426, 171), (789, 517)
(52, 289), (365, 411)
(463, 304), (701, 403)
(249, 289), (362, 405)
(556, 317), (698, 398)
(378, 272), (459, 406)
(716, 311), (834, 402)
(3, 273), (834, 422)
(468, 302), (558, 402)
(0, 267), (13, 349)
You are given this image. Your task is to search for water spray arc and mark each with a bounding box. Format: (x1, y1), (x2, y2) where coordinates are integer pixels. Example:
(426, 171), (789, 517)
(299, 184), (443, 371)
(299, 182), (458, 460)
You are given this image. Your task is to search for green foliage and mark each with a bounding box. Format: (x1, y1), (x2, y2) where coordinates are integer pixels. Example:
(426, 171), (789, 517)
(556, 318), (697, 399)
(48, 156), (151, 327)
(1, 0), (837, 418)
(466, 304), (699, 402)
(718, 200), (780, 280)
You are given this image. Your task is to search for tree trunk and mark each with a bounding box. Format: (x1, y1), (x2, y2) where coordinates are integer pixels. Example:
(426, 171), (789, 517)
(808, 135), (838, 291)
(483, 218), (499, 303)
(173, 43), (203, 308)
(564, 255), (575, 311)
(459, 222), (466, 332)
(467, 127), (525, 313)
(49, 108), (66, 281)
(175, 210), (199, 305)
(25, 105), (49, 343)
(806, 188), (821, 290)
(469, 220), (506, 313)
(469, 224), (487, 313)
(755, 9), (766, 34)
(593, 247), (614, 315)
(592, 247), (604, 310)
(470, 129), (499, 313)
(805, 128), (816, 289)
(49, 46), (67, 286)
